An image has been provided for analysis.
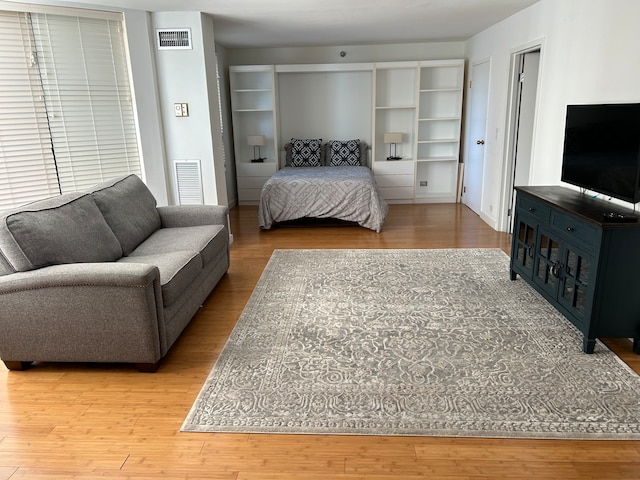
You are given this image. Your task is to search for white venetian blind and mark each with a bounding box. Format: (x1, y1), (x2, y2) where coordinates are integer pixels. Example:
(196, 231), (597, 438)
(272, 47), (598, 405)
(0, 11), (60, 210)
(30, 13), (140, 193)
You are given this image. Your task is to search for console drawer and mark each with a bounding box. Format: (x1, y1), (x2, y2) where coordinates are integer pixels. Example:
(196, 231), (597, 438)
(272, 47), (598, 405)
(551, 211), (599, 251)
(517, 194), (550, 223)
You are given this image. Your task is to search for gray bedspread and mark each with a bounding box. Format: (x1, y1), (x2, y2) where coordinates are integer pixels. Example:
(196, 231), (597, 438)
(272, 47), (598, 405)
(258, 166), (388, 232)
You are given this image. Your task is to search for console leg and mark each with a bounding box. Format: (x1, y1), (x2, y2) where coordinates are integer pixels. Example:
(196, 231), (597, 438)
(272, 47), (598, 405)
(633, 338), (640, 355)
(583, 338), (596, 354)
(510, 270), (517, 281)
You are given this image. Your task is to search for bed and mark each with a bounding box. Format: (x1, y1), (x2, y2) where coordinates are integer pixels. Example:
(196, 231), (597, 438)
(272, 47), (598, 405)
(258, 139), (388, 232)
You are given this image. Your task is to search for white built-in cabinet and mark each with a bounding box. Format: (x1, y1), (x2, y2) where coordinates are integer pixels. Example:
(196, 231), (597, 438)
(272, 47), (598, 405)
(372, 59), (464, 203)
(230, 60), (464, 205)
(229, 65), (278, 204)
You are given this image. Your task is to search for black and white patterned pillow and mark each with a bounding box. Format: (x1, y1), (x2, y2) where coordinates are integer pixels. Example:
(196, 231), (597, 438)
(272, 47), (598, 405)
(328, 139), (361, 166)
(290, 138), (322, 167)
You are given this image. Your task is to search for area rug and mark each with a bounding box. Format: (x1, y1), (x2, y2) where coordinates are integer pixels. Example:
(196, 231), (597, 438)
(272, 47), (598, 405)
(182, 249), (640, 439)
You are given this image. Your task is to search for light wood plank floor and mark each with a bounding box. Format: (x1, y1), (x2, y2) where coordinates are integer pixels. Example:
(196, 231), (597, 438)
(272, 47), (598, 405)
(1, 203), (639, 479)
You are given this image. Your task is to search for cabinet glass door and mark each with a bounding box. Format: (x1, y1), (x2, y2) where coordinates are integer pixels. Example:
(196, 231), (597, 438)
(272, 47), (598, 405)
(512, 215), (536, 277)
(534, 229), (561, 296)
(558, 247), (593, 321)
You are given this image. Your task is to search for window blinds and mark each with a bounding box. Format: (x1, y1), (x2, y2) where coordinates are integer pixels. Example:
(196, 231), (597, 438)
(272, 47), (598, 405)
(0, 9), (140, 210)
(0, 11), (60, 209)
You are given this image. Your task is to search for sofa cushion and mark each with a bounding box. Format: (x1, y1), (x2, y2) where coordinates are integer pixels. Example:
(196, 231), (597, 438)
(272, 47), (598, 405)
(90, 175), (161, 256)
(130, 225), (226, 266)
(119, 251), (202, 306)
(0, 193), (122, 272)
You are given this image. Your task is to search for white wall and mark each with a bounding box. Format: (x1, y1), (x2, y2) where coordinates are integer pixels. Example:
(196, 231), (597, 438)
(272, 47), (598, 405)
(214, 44), (238, 207)
(228, 41), (465, 66)
(122, 9), (170, 205)
(464, 0), (640, 231)
(151, 11), (227, 205)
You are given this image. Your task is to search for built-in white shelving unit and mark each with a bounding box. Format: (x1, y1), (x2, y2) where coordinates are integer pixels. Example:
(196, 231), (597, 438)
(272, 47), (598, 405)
(230, 60), (464, 205)
(414, 60), (464, 202)
(230, 65), (278, 205)
(372, 62), (418, 202)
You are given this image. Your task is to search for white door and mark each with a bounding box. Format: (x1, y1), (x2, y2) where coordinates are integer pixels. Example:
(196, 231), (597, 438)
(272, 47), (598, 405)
(507, 49), (540, 232)
(462, 60), (490, 215)
(512, 51), (540, 188)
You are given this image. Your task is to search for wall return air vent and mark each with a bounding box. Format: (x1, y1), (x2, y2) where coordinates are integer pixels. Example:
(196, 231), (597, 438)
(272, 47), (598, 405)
(156, 28), (192, 50)
(174, 159), (203, 205)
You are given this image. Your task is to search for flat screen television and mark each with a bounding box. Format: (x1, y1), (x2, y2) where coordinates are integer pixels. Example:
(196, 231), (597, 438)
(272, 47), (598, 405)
(561, 103), (640, 204)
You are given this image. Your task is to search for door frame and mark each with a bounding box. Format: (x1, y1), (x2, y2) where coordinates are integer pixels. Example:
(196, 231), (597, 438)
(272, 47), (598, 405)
(462, 57), (491, 215)
(498, 39), (545, 233)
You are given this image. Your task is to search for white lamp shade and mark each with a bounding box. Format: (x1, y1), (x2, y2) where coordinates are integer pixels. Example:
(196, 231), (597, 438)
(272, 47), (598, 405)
(247, 135), (265, 146)
(383, 132), (403, 144)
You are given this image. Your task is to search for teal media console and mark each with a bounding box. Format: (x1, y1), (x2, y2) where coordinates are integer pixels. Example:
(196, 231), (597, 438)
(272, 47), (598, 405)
(510, 186), (640, 354)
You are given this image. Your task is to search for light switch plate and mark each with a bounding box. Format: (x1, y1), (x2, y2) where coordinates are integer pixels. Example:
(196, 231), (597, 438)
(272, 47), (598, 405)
(174, 103), (183, 117)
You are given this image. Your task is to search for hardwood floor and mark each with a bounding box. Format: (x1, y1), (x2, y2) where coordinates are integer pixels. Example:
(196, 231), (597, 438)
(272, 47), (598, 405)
(0, 203), (638, 479)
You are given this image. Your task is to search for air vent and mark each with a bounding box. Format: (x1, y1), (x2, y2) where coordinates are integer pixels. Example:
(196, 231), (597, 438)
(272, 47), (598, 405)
(174, 160), (203, 205)
(156, 28), (192, 50)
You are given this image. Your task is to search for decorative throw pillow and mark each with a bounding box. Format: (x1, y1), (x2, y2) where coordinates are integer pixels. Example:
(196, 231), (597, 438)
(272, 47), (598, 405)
(2, 193), (123, 271)
(290, 138), (322, 167)
(328, 139), (361, 166)
(90, 175), (161, 256)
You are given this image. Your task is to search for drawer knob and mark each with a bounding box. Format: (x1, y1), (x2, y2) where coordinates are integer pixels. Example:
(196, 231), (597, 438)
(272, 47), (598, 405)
(567, 226), (575, 232)
(528, 207), (535, 212)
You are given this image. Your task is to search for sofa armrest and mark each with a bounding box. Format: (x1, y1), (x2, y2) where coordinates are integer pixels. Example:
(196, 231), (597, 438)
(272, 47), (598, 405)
(0, 261), (159, 292)
(157, 205), (229, 229)
(0, 263), (166, 365)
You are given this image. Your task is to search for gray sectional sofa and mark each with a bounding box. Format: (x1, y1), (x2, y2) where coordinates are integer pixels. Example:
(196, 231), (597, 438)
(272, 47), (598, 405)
(0, 175), (230, 372)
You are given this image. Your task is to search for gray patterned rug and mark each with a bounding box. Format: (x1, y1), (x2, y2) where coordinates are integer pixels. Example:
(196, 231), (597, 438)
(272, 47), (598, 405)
(182, 249), (640, 438)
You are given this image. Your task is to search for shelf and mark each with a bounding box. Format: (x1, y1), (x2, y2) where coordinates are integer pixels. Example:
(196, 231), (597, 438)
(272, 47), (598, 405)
(418, 117), (460, 122)
(418, 139), (458, 144)
(375, 105), (416, 110)
(375, 67), (416, 107)
(416, 156), (458, 162)
(420, 88), (462, 93)
(233, 108), (273, 112)
(232, 88), (273, 93)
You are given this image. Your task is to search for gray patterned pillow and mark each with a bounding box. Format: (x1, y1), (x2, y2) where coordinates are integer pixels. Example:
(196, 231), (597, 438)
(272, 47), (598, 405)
(328, 139), (361, 166)
(1, 194), (122, 271)
(290, 138), (322, 167)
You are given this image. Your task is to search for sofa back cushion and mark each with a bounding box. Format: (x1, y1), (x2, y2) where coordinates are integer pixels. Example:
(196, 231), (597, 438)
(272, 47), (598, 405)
(90, 175), (161, 256)
(0, 193), (123, 272)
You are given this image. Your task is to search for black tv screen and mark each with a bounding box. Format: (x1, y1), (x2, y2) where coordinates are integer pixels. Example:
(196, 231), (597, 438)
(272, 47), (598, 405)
(561, 103), (640, 203)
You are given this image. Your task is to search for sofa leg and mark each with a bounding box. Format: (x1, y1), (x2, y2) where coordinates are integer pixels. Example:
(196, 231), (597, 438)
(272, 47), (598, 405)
(136, 362), (160, 373)
(3, 360), (33, 371)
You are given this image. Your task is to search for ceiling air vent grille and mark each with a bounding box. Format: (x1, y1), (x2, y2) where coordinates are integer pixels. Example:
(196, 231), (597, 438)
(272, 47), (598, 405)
(157, 28), (192, 50)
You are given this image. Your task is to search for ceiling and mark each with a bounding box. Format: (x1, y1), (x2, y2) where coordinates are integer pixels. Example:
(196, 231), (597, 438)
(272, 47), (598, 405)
(36, 0), (539, 48)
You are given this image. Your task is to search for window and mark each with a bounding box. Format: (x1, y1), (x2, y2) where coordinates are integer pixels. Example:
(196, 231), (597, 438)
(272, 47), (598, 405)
(0, 8), (140, 211)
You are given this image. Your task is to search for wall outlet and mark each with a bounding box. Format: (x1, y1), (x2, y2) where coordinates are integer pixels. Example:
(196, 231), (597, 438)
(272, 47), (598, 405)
(419, 180), (428, 187)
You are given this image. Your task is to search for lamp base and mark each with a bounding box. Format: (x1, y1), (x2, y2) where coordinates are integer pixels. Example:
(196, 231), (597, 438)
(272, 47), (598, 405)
(251, 158), (265, 163)
(386, 156), (402, 161)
